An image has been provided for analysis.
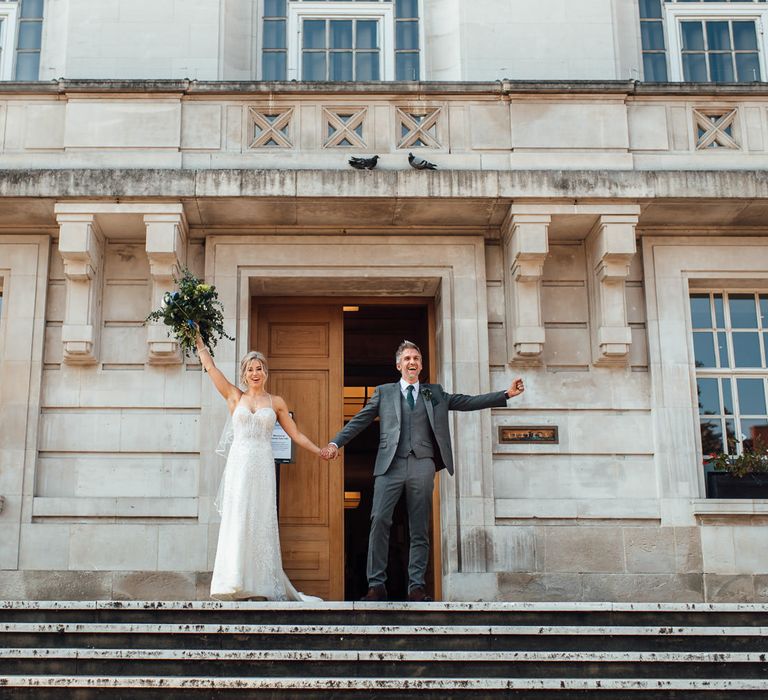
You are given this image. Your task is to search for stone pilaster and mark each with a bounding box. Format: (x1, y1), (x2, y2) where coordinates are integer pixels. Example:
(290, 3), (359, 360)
(144, 210), (188, 364)
(501, 212), (550, 364)
(56, 213), (105, 365)
(586, 214), (638, 365)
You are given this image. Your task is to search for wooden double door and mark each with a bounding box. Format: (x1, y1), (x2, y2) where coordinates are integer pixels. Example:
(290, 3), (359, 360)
(255, 303), (344, 601)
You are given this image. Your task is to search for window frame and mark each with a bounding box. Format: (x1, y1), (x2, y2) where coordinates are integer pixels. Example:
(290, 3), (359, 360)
(0, 1), (19, 81)
(285, 2), (395, 81)
(665, 3), (768, 82)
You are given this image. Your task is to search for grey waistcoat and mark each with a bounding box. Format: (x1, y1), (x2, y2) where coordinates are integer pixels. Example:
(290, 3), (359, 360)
(395, 389), (436, 459)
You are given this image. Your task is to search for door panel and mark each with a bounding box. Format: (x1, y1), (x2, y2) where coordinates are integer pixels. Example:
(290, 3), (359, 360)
(256, 303), (344, 600)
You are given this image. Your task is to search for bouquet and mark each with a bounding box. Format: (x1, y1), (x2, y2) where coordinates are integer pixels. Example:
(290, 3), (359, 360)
(145, 267), (233, 357)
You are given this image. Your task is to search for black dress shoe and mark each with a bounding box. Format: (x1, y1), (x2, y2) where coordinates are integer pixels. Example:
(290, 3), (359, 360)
(359, 585), (388, 602)
(407, 586), (433, 602)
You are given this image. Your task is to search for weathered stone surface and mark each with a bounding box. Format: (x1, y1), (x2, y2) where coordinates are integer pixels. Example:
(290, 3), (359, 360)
(674, 527), (703, 574)
(542, 526), (624, 574)
(623, 527), (676, 574)
(112, 572), (198, 601)
(582, 574), (703, 603)
(497, 573), (583, 602)
(704, 574), (757, 603)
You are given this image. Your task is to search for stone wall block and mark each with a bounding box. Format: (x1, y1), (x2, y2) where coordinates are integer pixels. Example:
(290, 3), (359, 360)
(497, 573), (584, 602)
(542, 526), (624, 573)
(582, 573), (703, 602)
(674, 527), (703, 574)
(704, 573), (756, 602)
(623, 527), (676, 574)
(112, 571), (198, 600)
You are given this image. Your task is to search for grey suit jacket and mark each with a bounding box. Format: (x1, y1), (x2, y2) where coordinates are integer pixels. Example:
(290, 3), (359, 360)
(331, 382), (508, 476)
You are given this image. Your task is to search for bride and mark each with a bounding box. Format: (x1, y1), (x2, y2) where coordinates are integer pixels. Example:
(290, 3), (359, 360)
(196, 333), (324, 601)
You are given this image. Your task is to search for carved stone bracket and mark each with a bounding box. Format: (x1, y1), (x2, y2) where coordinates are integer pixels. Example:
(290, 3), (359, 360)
(501, 213), (550, 364)
(56, 213), (105, 365)
(586, 214), (638, 365)
(145, 211), (188, 364)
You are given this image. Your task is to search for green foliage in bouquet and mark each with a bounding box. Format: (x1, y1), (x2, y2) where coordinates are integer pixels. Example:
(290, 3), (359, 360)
(708, 436), (768, 478)
(144, 267), (234, 357)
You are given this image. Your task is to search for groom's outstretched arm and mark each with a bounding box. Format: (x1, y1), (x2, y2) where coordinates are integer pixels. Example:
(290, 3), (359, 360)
(446, 377), (525, 411)
(325, 385), (383, 458)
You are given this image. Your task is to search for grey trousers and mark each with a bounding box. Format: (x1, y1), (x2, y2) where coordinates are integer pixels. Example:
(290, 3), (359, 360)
(367, 454), (435, 591)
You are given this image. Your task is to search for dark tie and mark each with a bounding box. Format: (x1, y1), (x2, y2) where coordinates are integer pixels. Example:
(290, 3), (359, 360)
(406, 384), (415, 409)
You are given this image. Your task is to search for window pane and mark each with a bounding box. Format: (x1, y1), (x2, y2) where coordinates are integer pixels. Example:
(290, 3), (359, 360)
(741, 418), (768, 449)
(262, 52), (286, 80)
(733, 333), (762, 367)
(264, 0), (286, 17)
(357, 20), (378, 49)
(690, 294), (712, 328)
(709, 52), (735, 82)
(681, 22), (705, 51)
(303, 20), (326, 49)
(700, 419), (723, 454)
(643, 53), (668, 81)
(729, 294), (758, 328)
(736, 52), (761, 82)
(683, 53), (708, 81)
(693, 332), (717, 367)
(725, 419), (736, 453)
(737, 378), (767, 415)
(17, 22), (43, 50)
(20, 0), (44, 18)
(396, 51), (420, 80)
(396, 0), (419, 18)
(356, 51), (379, 80)
(717, 332), (730, 367)
(641, 21), (665, 50)
(733, 20), (758, 50)
(303, 51), (326, 80)
(14, 53), (40, 81)
(706, 21), (732, 51)
(698, 377), (720, 415)
(714, 294), (725, 328)
(330, 20), (352, 48)
(639, 0), (662, 19)
(396, 20), (419, 50)
(723, 378), (734, 415)
(330, 51), (353, 80)
(263, 19), (286, 49)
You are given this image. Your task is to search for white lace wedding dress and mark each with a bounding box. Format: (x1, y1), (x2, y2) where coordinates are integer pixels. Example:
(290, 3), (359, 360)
(210, 398), (321, 601)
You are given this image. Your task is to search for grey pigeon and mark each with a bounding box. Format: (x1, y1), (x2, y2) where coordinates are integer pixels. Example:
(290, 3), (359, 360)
(408, 152), (437, 170)
(349, 155), (379, 170)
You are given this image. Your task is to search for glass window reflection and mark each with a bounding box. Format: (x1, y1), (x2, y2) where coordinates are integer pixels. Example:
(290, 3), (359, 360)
(732, 332), (762, 367)
(737, 377), (767, 415)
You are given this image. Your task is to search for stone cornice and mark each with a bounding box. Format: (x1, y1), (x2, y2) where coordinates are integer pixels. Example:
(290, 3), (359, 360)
(0, 168), (768, 200)
(2, 79), (768, 98)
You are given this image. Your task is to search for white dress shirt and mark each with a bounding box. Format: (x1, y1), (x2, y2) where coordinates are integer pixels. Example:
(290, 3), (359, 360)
(400, 378), (420, 405)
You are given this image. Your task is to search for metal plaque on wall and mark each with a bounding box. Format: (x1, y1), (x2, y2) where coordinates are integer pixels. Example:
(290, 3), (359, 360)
(499, 426), (559, 444)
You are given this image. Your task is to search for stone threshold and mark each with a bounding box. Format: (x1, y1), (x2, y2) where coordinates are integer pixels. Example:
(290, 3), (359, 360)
(2, 649), (766, 663)
(1, 676), (767, 690)
(4, 600), (768, 612)
(3, 623), (767, 636)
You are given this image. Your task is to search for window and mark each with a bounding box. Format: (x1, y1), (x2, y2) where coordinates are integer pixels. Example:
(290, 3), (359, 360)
(0, 1), (19, 80)
(639, 0), (768, 82)
(261, 0), (420, 81)
(691, 291), (768, 460)
(15, 0), (44, 80)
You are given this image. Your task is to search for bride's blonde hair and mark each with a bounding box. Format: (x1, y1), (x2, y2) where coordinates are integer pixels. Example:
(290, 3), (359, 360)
(239, 351), (268, 387)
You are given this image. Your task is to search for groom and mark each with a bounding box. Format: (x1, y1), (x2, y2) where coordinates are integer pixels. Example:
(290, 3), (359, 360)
(324, 340), (525, 602)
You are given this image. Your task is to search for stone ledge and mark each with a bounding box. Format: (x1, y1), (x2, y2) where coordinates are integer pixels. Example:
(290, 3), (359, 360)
(692, 499), (768, 518)
(31, 497), (198, 519)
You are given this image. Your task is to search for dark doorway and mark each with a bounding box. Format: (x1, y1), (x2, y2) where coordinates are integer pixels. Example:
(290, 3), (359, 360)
(342, 303), (433, 601)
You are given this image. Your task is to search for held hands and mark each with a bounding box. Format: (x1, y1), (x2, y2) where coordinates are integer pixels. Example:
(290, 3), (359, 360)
(320, 444), (338, 461)
(506, 377), (525, 398)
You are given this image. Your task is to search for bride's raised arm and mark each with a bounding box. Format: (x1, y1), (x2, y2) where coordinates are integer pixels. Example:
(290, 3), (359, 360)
(272, 395), (323, 457)
(195, 333), (241, 412)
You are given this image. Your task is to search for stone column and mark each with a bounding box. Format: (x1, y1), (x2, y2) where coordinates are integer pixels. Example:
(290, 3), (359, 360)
(56, 213), (105, 365)
(586, 214), (638, 365)
(144, 211), (188, 364)
(501, 212), (550, 364)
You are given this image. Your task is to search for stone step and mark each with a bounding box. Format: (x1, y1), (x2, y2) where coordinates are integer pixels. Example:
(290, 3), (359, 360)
(1, 648), (767, 679)
(3, 622), (768, 652)
(1, 675), (768, 700)
(3, 601), (768, 628)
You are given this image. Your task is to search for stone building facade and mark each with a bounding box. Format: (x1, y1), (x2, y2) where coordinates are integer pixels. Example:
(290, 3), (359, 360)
(1, 0), (768, 602)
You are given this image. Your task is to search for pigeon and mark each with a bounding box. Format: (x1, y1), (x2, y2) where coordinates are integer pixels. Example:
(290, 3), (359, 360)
(349, 155), (379, 170)
(408, 152), (437, 170)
